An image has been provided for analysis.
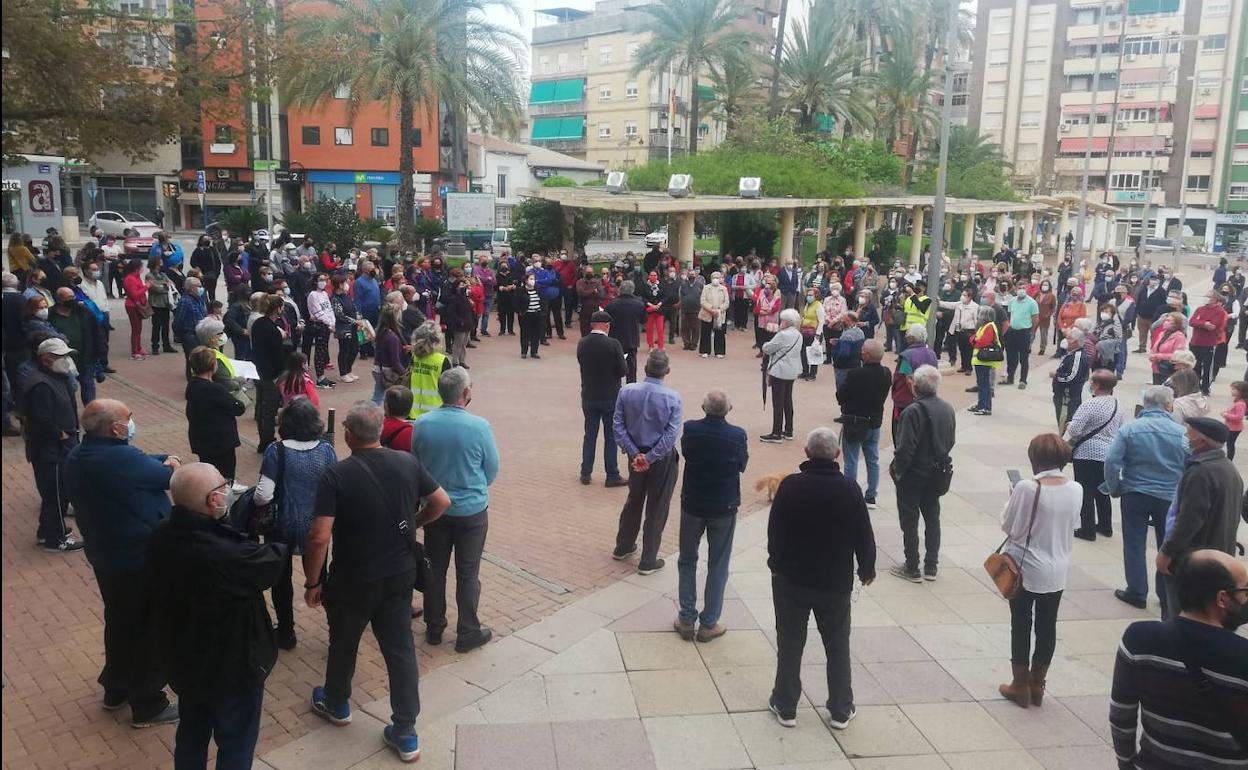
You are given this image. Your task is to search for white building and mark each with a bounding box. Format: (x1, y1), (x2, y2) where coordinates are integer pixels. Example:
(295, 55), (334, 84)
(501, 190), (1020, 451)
(467, 135), (604, 226)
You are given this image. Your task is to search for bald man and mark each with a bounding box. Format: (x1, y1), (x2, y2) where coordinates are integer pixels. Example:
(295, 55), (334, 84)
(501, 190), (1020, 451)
(1111, 550), (1248, 767)
(835, 339), (892, 507)
(148, 463), (286, 769)
(65, 399), (180, 726)
(47, 284), (98, 404)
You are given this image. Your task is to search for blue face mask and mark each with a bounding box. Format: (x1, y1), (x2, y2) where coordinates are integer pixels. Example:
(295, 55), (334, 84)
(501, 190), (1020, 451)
(126, 418), (136, 442)
(197, 287), (206, 297)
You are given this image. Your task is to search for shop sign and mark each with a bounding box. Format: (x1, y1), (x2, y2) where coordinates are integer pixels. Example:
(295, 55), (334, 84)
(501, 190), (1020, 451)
(28, 181), (55, 213)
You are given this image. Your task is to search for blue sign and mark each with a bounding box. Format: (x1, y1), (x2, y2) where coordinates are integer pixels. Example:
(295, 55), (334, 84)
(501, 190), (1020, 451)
(38, 164), (51, 174)
(306, 170), (401, 185)
(195, 170), (207, 194)
(439, 185), (451, 198)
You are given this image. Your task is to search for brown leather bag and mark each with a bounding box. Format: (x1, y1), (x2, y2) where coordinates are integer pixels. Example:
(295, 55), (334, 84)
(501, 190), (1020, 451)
(984, 483), (1042, 600)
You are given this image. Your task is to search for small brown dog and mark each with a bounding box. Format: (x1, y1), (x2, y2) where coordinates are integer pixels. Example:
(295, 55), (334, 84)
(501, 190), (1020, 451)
(754, 472), (789, 502)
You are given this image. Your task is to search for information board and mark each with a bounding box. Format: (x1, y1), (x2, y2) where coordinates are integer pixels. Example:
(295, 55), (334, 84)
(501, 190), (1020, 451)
(446, 192), (496, 233)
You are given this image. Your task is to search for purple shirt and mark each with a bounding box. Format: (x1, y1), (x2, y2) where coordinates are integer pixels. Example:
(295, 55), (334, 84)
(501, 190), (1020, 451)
(375, 328), (403, 371)
(613, 377), (683, 463)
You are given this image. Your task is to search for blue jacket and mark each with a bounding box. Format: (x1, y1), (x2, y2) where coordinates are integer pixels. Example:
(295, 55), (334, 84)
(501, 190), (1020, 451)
(173, 293), (207, 338)
(1103, 408), (1188, 501)
(65, 437), (173, 573)
(353, 275), (381, 313)
(680, 415), (748, 518)
(777, 267), (800, 294)
(149, 241), (185, 267)
(534, 267), (561, 301)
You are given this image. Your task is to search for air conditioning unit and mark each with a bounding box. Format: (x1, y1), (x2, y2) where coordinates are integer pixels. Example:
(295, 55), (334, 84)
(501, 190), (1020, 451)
(1123, 89), (1137, 98)
(605, 171), (628, 194)
(1125, 53), (1137, 62)
(1059, 123), (1071, 132)
(1107, 19), (1120, 29)
(667, 173), (693, 198)
(738, 177), (762, 198)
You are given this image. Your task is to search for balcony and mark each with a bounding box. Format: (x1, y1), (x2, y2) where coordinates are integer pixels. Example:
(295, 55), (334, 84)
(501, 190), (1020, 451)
(538, 139), (586, 153)
(647, 130), (688, 151)
(1063, 56), (1119, 77)
(530, 100), (587, 116)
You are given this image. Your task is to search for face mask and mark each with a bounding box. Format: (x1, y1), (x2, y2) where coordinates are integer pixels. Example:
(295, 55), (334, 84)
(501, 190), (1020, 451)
(261, 272), (272, 281)
(943, 284), (952, 291)
(525, 280), (535, 289)
(59, 298), (76, 308)
(124, 418), (136, 442)
(88, 271), (101, 280)
(712, 277), (722, 285)
(1100, 312), (1111, 321)
(1016, 290), (1026, 298)
(50, 356), (77, 377)
(212, 485), (235, 520)
(1041, 285), (1050, 292)
(217, 332), (228, 347)
(35, 308), (48, 320)
(196, 287), (205, 297)
(282, 287), (291, 296)
(806, 293), (814, 301)
(888, 282), (897, 289)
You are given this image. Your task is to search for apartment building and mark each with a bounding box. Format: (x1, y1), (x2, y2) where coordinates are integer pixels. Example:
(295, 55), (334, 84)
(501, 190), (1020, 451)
(968, 0), (1246, 253)
(528, 0), (779, 168)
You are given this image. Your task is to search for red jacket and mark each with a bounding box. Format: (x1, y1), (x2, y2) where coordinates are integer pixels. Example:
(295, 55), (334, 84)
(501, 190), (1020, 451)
(1189, 303), (1228, 347)
(468, 282), (485, 316)
(556, 259), (578, 290)
(380, 416), (413, 452)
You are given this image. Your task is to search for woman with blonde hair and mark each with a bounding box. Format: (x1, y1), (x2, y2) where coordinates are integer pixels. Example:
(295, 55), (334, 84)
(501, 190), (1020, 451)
(1147, 311), (1188, 386)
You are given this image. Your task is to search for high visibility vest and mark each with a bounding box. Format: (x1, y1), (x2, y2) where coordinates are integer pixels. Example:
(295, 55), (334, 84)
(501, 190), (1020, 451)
(903, 295), (932, 330)
(408, 352), (447, 418)
(213, 349), (237, 377)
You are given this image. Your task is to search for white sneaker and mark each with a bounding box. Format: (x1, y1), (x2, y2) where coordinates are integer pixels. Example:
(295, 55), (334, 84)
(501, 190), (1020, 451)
(700, 353), (709, 358)
(827, 707), (857, 730)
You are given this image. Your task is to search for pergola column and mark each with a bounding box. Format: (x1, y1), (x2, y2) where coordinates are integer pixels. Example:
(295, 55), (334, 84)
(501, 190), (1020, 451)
(1022, 211), (1034, 254)
(962, 213), (975, 255)
(994, 213), (1008, 253)
(944, 213), (954, 248)
(676, 211), (695, 265)
(1091, 214), (1105, 253)
(1105, 216), (1117, 250)
(779, 208), (796, 263)
(910, 206), (925, 265)
(853, 207), (868, 262)
(873, 207), (885, 230)
(816, 207), (829, 254)
(1058, 205), (1070, 247)
(562, 208), (577, 254)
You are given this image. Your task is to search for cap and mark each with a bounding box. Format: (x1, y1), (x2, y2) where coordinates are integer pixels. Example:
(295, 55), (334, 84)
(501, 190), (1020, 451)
(1185, 416), (1229, 444)
(37, 338), (74, 356)
(591, 310), (612, 324)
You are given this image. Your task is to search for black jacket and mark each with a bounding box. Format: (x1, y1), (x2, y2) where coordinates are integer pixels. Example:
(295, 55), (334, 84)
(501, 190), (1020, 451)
(605, 294), (646, 351)
(186, 377), (247, 455)
(443, 283), (474, 333)
(577, 332), (627, 403)
(250, 316), (287, 380)
(190, 246), (221, 277)
(20, 367), (79, 463)
(836, 362), (893, 428)
(148, 506), (286, 701)
(680, 416), (748, 518)
(767, 459), (876, 591)
(2, 290), (27, 358)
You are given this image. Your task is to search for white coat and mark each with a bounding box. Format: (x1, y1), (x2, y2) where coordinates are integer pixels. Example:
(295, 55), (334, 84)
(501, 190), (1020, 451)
(763, 326), (804, 380)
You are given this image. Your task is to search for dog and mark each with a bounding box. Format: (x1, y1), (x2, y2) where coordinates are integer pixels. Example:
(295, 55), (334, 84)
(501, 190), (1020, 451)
(754, 471), (790, 502)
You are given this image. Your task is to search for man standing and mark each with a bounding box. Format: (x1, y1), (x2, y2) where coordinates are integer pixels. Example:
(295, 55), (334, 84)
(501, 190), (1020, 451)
(902, 280), (933, 335)
(612, 349), (682, 574)
(577, 311), (628, 487)
(20, 338), (84, 552)
(304, 401), (451, 762)
(1156, 417), (1245, 620)
(65, 399), (180, 726)
(1134, 272), (1168, 353)
(889, 365), (956, 583)
(675, 390), (748, 642)
(48, 286), (99, 404)
(678, 268), (704, 351)
(1003, 285), (1039, 388)
(411, 369), (500, 653)
(148, 463), (286, 768)
(605, 280), (646, 383)
(1110, 550), (1248, 768)
(575, 265), (604, 338)
(767, 428), (876, 730)
(777, 258), (801, 310)
(836, 339), (892, 508)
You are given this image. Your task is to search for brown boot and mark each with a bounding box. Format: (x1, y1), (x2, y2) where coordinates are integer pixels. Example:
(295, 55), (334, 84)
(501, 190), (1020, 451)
(1029, 663), (1049, 706)
(998, 662), (1031, 708)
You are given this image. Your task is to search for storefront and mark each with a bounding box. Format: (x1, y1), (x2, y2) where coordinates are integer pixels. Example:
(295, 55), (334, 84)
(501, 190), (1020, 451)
(1215, 213), (1248, 257)
(176, 168), (256, 230)
(306, 171), (400, 224)
(1, 156), (64, 245)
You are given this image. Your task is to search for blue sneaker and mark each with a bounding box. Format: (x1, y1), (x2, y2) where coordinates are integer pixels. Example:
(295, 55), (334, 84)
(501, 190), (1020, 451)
(383, 725), (420, 763)
(311, 686), (351, 725)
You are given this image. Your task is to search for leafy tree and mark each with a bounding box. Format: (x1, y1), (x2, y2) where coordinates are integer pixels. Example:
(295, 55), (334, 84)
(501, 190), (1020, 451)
(943, 126), (1009, 170)
(816, 138), (902, 185)
(299, 198), (365, 252)
(540, 176), (578, 188)
(901, 0), (975, 184)
(630, 0), (761, 156)
(509, 198), (588, 257)
(413, 217), (447, 252)
(779, 4), (874, 133)
(706, 55), (764, 134)
(719, 210), (777, 259)
(626, 148), (863, 199)
(282, 0), (525, 250)
(217, 208), (267, 237)
(874, 27), (936, 156)
(913, 160), (1017, 202)
(871, 224), (898, 263)
(361, 217), (394, 245)
(724, 113), (823, 163)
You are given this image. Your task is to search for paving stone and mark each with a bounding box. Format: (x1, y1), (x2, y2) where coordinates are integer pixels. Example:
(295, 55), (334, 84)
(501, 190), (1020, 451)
(708, 665), (807, 714)
(732, 708), (847, 766)
(849, 756), (952, 769)
(535, 628), (625, 675)
(828, 705), (934, 758)
(550, 718), (657, 770)
(864, 662), (974, 704)
(617, 631), (708, 671)
(756, 762), (852, 770)
(477, 673), (550, 724)
(728, 570), (775, 600)
(1029, 744), (1120, 770)
(848, 627), (932, 663)
(361, 669), (487, 728)
(642, 714), (752, 770)
(903, 625), (1006, 660)
(544, 672), (639, 721)
(572, 580), (662, 620)
(455, 722), (557, 770)
(900, 702), (1022, 754)
(261, 711), (388, 770)
(801, 663), (893, 708)
(874, 594), (962, 626)
(629, 668), (726, 717)
(515, 605), (611, 653)
(442, 635), (555, 692)
(695, 629), (777, 668)
(934, 658), (1015, 701)
(1038, 655), (1113, 698)
(941, 750), (1043, 769)
(608, 596), (684, 632)
(1053, 695), (1113, 743)
(979, 698), (1102, 749)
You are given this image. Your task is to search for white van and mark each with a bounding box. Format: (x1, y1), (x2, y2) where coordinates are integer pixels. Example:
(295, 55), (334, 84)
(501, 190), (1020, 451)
(491, 227), (512, 256)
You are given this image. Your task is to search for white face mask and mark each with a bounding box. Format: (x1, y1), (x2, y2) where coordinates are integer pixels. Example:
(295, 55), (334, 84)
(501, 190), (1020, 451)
(712, 277), (722, 285)
(50, 356), (77, 377)
(35, 308), (48, 320)
(317, 280), (327, 291)
(217, 332), (228, 347)
(211, 484), (235, 520)
(1100, 312), (1111, 321)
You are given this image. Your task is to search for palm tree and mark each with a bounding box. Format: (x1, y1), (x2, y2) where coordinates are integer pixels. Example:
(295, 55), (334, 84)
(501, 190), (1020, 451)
(874, 27), (936, 157)
(705, 54), (764, 134)
(767, 0), (789, 115)
(630, 0), (762, 156)
(779, 11), (874, 134)
(824, 0), (903, 69)
(282, 0), (525, 248)
(902, 0), (975, 183)
(944, 125), (1009, 169)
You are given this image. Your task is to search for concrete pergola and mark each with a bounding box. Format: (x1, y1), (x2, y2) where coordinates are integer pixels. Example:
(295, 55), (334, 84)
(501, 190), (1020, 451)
(1030, 195), (1122, 254)
(525, 187), (1123, 265)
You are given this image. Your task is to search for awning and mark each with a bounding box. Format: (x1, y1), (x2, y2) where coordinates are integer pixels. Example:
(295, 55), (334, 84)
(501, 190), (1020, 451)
(1127, 0), (1179, 13)
(1059, 137), (1110, 153)
(1064, 103), (1112, 115)
(1121, 68), (1168, 85)
(529, 78), (585, 105)
(1114, 135), (1167, 151)
(1194, 104), (1220, 120)
(1189, 139), (1215, 152)
(176, 191), (256, 206)
(530, 116), (585, 142)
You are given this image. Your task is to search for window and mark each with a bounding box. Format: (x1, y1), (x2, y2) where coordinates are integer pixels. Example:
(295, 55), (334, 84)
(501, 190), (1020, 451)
(626, 82), (639, 100)
(557, 52), (568, 71)
(1017, 143), (1040, 161)
(627, 43), (640, 60)
(990, 14), (1011, 34)
(951, 93), (968, 106)
(213, 125), (233, 143)
(1242, 75), (1248, 95)
(986, 82), (1006, 98)
(496, 174), (507, 199)
(540, 56), (550, 74)
(334, 83), (351, 99)
(599, 84), (611, 101)
(1238, 111), (1248, 130)
(988, 48), (1008, 65)
(370, 127), (389, 146)
(983, 112), (1004, 129)
(1189, 147), (1213, 158)
(302, 126), (320, 145)
(1185, 175), (1211, 191)
(1230, 184), (1248, 200)
(1023, 78), (1044, 96)
(1030, 12), (1051, 32)
(756, 10), (768, 25)
(1122, 37), (1179, 57)
(951, 73), (968, 93)
(598, 45), (612, 65)
(1020, 111), (1041, 127)
(624, 120), (638, 137)
(1235, 148), (1248, 165)
(1025, 45), (1047, 63)
(1206, 1), (1230, 15)
(1111, 171), (1161, 189)
(597, 122), (611, 139)
(1201, 35), (1226, 52)
(334, 127), (353, 145)
(1074, 8), (1096, 25)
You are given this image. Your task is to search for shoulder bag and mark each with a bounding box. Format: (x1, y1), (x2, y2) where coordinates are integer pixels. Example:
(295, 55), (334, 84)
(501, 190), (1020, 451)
(1069, 401), (1118, 452)
(352, 451), (431, 592)
(984, 482), (1042, 600)
(976, 323), (1004, 362)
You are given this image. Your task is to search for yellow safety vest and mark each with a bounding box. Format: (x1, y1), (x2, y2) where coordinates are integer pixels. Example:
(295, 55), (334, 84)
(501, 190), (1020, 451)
(408, 352), (447, 418)
(903, 295), (932, 329)
(213, 349), (237, 377)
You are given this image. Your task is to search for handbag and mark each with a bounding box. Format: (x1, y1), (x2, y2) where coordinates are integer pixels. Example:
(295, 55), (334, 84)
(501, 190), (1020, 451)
(353, 453), (431, 592)
(984, 482), (1042, 600)
(1069, 401), (1118, 452)
(976, 323), (1004, 362)
(135, 300), (153, 319)
(227, 442), (285, 538)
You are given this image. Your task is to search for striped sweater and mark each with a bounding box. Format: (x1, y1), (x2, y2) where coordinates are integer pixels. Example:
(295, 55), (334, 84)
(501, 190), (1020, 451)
(1110, 617), (1248, 769)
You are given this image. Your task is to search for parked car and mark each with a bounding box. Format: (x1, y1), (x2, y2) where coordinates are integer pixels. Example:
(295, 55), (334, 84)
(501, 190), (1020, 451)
(644, 226), (668, 248)
(491, 227), (512, 256)
(122, 230), (155, 256)
(90, 211), (160, 239)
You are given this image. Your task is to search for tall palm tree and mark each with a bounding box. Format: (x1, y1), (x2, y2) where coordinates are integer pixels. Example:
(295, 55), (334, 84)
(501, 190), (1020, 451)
(706, 54), (764, 134)
(824, 0), (903, 69)
(874, 27), (936, 156)
(902, 0), (975, 183)
(944, 125), (1009, 169)
(282, 0), (524, 248)
(767, 0), (789, 115)
(630, 0), (762, 156)
(779, 10), (874, 133)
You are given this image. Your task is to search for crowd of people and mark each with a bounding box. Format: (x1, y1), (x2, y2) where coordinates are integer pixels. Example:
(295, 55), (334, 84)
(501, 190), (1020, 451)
(3, 225), (1247, 766)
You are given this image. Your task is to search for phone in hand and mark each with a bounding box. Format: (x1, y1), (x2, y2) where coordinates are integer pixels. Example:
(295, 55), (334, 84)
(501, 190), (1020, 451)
(1007, 469), (1022, 491)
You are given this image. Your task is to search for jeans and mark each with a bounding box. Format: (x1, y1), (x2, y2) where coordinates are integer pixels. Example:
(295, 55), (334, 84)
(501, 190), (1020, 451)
(79, 361), (97, 405)
(1115, 337), (1128, 378)
(424, 510), (488, 638)
(1072, 459), (1111, 533)
(896, 472), (941, 572)
(1009, 590), (1062, 666)
(371, 367), (386, 405)
(974, 365), (994, 411)
(95, 569), (170, 719)
(479, 297), (493, 334)
(1120, 492), (1170, 615)
(677, 512), (736, 627)
(770, 572), (853, 720)
(616, 451), (679, 567)
(841, 427), (880, 499)
(885, 325), (903, 352)
(1191, 344), (1214, 393)
(581, 399), (621, 478)
(323, 570), (421, 735)
(173, 684), (264, 770)
(1004, 327), (1032, 383)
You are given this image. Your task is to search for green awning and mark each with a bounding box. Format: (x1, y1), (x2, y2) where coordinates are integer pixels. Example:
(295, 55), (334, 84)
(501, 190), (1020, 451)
(530, 81), (557, 104)
(814, 113), (836, 133)
(1126, 0), (1179, 13)
(529, 78), (585, 105)
(696, 84), (715, 101)
(531, 116), (585, 142)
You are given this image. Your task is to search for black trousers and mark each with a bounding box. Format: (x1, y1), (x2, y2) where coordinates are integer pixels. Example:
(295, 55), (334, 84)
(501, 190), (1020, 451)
(953, 329), (974, 371)
(1072, 458), (1111, 533)
(616, 451), (679, 567)
(424, 509), (488, 638)
(896, 472), (941, 572)
(497, 298), (515, 334)
(1005, 327), (1032, 383)
(174, 683), (264, 770)
(311, 323), (330, 378)
(699, 321), (726, 356)
(545, 295), (564, 338)
(1009, 589), (1063, 666)
(771, 572), (853, 720)
(770, 378), (795, 436)
(337, 333), (358, 376)
(731, 297), (751, 329)
(664, 307), (680, 343)
(623, 347), (638, 383)
(934, 317), (952, 362)
(267, 532), (296, 634)
(323, 570), (421, 734)
(1191, 344), (1214, 394)
(95, 569), (169, 719)
(31, 454), (72, 545)
(151, 306), (172, 350)
(196, 449), (237, 482)
(519, 313), (542, 356)
(254, 379), (279, 447)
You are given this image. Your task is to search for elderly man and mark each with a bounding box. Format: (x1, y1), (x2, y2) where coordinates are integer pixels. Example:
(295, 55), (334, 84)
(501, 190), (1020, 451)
(65, 399), (180, 726)
(578, 310), (628, 486)
(836, 339), (892, 508)
(675, 390), (748, 642)
(605, 280), (646, 383)
(21, 338), (84, 552)
(48, 285), (98, 404)
(173, 276), (207, 358)
(148, 463), (286, 769)
(1156, 417), (1245, 620)
(411, 368), (500, 653)
(1003, 284), (1039, 388)
(304, 401), (450, 762)
(889, 365), (956, 583)
(613, 349), (682, 574)
(1111, 550), (1248, 768)
(767, 428), (876, 730)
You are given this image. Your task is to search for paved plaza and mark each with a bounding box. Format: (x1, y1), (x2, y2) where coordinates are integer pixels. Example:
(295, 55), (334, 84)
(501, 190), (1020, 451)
(2, 273), (1244, 769)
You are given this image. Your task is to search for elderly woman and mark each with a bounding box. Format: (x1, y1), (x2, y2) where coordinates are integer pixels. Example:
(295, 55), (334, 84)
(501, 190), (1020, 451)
(172, 276), (206, 363)
(753, 273), (782, 356)
(1166, 351), (1210, 426)
(998, 433), (1082, 709)
(1054, 286), (1086, 358)
(698, 271), (730, 358)
(1052, 327), (1090, 431)
(798, 287), (826, 380)
(890, 324), (939, 439)
(1063, 370), (1123, 541)
(407, 320), (452, 418)
(760, 308), (804, 443)
(194, 316), (243, 398)
(970, 305), (1003, 416)
(371, 303), (407, 405)
(1148, 311), (1188, 386)
(185, 346), (247, 482)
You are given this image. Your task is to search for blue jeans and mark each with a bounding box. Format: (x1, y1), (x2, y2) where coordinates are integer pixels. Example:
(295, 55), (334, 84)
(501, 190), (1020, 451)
(975, 365), (994, 411)
(173, 683), (264, 770)
(1115, 337), (1128, 378)
(581, 399), (620, 478)
(1120, 492), (1170, 616)
(886, 326), (904, 352)
(677, 511), (736, 626)
(841, 427), (881, 499)
(370, 367), (385, 405)
(480, 296), (494, 334)
(79, 362), (96, 405)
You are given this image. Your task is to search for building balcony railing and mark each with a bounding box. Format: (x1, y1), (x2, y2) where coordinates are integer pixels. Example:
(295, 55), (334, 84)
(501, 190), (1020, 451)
(530, 100), (587, 116)
(647, 130), (688, 151)
(536, 138), (586, 153)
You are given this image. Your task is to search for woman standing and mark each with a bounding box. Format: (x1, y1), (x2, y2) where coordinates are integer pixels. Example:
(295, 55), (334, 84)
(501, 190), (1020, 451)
(147, 256), (176, 355)
(371, 304), (407, 405)
(306, 273), (336, 387)
(1054, 287), (1086, 356)
(254, 397), (338, 651)
(276, 351), (320, 408)
(698, 271), (730, 358)
(121, 258), (149, 360)
(1062, 370), (1122, 541)
(970, 306), (1002, 416)
(798, 287), (825, 380)
(1053, 328), (1090, 430)
(495, 260), (518, 335)
(943, 289), (980, 374)
(760, 309), (803, 443)
(752, 273), (781, 357)
(190, 235), (222, 303)
(330, 274), (362, 383)
(1147, 311), (1188, 386)
(223, 286), (253, 361)
(442, 271), (475, 367)
(185, 346), (247, 481)
(7, 233), (36, 287)
(576, 265), (603, 337)
(998, 434), (1082, 709)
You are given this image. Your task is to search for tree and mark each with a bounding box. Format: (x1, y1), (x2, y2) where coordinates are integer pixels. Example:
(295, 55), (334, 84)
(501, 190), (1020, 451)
(778, 4), (874, 134)
(871, 224), (898, 263)
(706, 55), (763, 134)
(719, 211), (778, 258)
(816, 138), (902, 185)
(413, 217), (447, 252)
(902, 0), (975, 184)
(630, 0), (761, 156)
(874, 27), (936, 156)
(724, 113), (822, 163)
(509, 199), (588, 257)
(282, 0), (525, 250)
(217, 208), (267, 237)
(296, 198), (365, 252)
(943, 126), (1009, 170)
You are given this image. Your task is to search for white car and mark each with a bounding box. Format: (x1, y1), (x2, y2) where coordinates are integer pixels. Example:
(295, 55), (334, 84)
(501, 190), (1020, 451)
(644, 226), (668, 248)
(90, 210), (161, 238)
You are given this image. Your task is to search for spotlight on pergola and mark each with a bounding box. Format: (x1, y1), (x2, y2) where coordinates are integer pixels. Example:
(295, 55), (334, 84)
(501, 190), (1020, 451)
(606, 171), (628, 194)
(667, 174), (693, 198)
(738, 177), (762, 198)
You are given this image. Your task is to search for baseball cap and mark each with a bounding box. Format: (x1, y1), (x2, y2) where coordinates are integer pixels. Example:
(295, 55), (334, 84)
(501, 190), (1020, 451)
(37, 338), (74, 357)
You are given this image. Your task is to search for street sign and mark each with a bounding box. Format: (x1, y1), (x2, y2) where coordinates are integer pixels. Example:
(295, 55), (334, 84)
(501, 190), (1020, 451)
(274, 169), (304, 185)
(196, 170), (207, 194)
(38, 164), (51, 174)
(252, 159), (280, 172)
(446, 192), (495, 233)
(86, 178), (98, 201)
(438, 184), (451, 198)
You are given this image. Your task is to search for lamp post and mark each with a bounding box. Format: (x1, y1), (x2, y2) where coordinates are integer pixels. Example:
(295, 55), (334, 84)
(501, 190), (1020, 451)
(925, 0), (958, 344)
